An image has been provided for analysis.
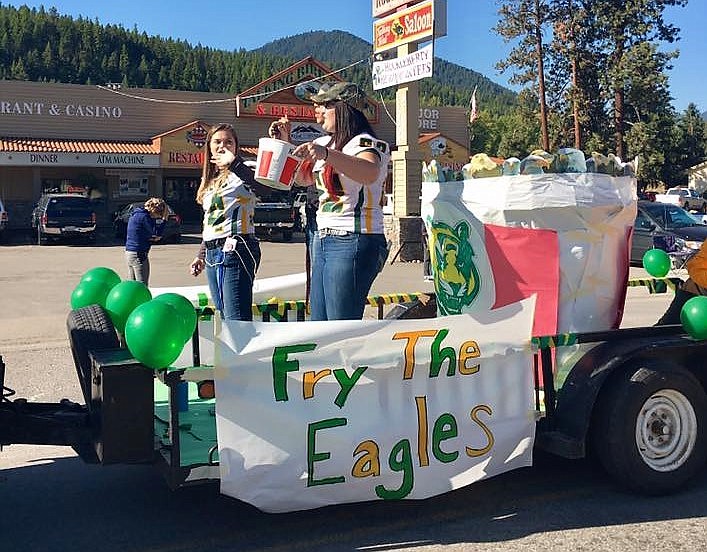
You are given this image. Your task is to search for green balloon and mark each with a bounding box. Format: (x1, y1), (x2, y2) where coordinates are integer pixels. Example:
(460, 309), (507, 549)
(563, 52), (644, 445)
(70, 279), (113, 310)
(642, 248), (671, 278)
(81, 266), (121, 289)
(154, 292), (197, 344)
(680, 296), (707, 340)
(125, 300), (185, 369)
(105, 280), (153, 333)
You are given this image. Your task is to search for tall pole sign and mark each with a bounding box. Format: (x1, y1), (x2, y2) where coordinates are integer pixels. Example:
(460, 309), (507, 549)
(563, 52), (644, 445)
(372, 0), (446, 225)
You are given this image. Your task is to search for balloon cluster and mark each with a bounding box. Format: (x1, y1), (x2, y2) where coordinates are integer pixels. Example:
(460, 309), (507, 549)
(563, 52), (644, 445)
(71, 267), (197, 369)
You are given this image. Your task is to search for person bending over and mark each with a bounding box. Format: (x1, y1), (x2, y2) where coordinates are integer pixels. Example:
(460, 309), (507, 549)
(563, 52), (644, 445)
(124, 197), (168, 286)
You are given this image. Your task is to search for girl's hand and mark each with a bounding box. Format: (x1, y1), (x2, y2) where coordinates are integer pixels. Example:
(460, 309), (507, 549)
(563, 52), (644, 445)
(190, 258), (205, 277)
(293, 141), (328, 163)
(268, 116), (291, 141)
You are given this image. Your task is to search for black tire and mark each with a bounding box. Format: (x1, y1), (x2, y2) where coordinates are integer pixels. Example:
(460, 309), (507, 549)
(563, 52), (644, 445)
(67, 305), (120, 404)
(281, 230), (293, 242)
(384, 294), (438, 320)
(591, 362), (707, 495)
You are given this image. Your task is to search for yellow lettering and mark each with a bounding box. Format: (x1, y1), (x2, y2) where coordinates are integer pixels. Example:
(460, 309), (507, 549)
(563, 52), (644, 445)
(415, 396), (429, 467)
(465, 405), (494, 457)
(302, 369), (332, 399)
(352, 440), (380, 477)
(458, 340), (481, 375)
(392, 330), (438, 379)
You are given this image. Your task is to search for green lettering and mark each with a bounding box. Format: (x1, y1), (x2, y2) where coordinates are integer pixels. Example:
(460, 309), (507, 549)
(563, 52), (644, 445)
(432, 413), (459, 463)
(308, 418), (347, 487)
(332, 365), (368, 408)
(272, 344), (317, 401)
(430, 329), (457, 377)
(375, 439), (414, 500)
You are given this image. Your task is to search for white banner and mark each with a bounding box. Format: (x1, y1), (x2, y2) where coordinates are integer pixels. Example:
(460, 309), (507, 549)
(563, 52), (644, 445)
(372, 43), (434, 90)
(214, 297), (536, 512)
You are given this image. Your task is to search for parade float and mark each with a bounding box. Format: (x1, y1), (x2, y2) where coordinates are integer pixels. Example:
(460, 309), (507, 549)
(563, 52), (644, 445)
(2, 149), (706, 513)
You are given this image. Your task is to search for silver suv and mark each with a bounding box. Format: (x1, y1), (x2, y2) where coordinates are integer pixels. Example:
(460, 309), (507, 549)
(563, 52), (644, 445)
(30, 193), (96, 245)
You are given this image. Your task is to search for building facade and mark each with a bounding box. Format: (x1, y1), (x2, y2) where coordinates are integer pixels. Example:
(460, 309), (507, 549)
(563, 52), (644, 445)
(0, 57), (470, 229)
(688, 160), (707, 194)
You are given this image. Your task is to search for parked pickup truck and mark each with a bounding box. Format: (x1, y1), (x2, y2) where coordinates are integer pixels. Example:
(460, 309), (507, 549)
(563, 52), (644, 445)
(254, 188), (297, 241)
(242, 159), (298, 241)
(656, 187), (707, 213)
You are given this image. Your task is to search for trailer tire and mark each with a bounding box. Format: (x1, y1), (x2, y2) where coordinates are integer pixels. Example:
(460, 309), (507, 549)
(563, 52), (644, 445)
(67, 305), (120, 404)
(591, 362), (707, 495)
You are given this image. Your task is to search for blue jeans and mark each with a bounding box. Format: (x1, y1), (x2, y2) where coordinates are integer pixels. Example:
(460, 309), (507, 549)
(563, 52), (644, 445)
(310, 232), (388, 320)
(205, 236), (261, 320)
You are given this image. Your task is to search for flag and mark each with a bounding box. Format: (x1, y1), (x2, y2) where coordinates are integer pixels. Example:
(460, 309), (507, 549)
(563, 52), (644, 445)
(484, 224), (559, 337)
(469, 86), (478, 124)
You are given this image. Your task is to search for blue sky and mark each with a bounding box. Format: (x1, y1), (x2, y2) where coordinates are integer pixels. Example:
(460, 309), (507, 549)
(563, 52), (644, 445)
(10, 1), (706, 112)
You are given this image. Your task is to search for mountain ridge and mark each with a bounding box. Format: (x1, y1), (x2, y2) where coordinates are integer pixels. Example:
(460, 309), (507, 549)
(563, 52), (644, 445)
(253, 30), (517, 112)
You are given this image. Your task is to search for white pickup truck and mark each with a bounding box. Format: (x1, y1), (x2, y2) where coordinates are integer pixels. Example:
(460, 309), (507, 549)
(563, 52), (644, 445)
(655, 187), (707, 213)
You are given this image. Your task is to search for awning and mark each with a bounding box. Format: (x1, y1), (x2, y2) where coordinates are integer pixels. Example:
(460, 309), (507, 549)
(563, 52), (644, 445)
(0, 137), (158, 154)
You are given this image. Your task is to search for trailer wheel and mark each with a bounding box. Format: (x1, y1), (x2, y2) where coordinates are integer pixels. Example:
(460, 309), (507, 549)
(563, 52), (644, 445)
(67, 305), (120, 404)
(592, 362), (707, 495)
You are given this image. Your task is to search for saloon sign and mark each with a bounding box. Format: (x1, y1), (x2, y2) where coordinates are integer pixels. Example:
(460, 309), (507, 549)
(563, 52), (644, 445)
(373, 0), (447, 54)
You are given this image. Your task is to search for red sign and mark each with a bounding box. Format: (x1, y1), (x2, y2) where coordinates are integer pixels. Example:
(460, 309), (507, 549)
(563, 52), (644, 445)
(374, 0), (441, 53)
(255, 103), (319, 119)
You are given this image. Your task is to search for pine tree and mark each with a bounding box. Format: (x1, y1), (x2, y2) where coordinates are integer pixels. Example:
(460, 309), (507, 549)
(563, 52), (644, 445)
(495, 0), (551, 150)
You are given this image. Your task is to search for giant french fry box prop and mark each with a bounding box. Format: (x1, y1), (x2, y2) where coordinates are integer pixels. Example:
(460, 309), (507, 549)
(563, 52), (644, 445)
(422, 173), (636, 379)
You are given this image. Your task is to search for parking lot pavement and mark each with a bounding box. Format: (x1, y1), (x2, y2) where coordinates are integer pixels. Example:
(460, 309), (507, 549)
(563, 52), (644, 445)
(0, 233), (681, 406)
(0, 230), (678, 347)
(0, 233), (434, 348)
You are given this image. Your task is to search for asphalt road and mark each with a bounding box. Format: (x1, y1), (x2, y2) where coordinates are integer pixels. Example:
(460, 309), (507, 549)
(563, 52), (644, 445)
(1, 233), (706, 552)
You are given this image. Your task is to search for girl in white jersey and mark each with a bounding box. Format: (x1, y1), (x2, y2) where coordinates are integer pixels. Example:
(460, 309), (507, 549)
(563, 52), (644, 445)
(189, 123), (261, 320)
(288, 82), (390, 320)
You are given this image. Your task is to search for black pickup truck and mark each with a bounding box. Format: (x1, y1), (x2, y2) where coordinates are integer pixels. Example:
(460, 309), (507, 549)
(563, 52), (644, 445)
(241, 160), (298, 242)
(253, 187), (298, 242)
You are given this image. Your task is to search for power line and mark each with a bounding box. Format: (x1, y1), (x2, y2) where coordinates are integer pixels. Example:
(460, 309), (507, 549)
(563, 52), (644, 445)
(95, 57), (371, 108)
